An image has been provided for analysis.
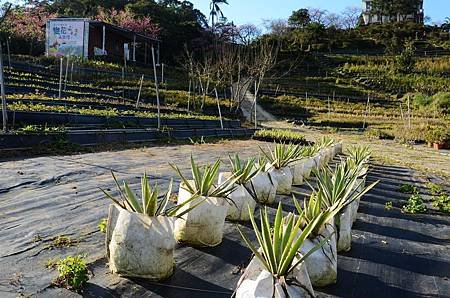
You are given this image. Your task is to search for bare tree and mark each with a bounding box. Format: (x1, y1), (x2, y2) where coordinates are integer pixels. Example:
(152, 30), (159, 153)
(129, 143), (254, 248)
(262, 18), (289, 36)
(236, 24), (261, 45)
(325, 13), (343, 28)
(248, 40), (280, 127)
(308, 7), (328, 25)
(341, 6), (361, 29)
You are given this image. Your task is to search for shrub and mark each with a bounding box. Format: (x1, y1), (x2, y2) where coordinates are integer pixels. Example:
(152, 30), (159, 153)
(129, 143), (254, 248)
(426, 182), (444, 195)
(432, 194), (450, 213)
(398, 184), (418, 194)
(431, 92), (450, 113)
(395, 41), (416, 73)
(53, 255), (89, 291)
(385, 201), (393, 210)
(402, 194), (427, 214)
(424, 126), (450, 144)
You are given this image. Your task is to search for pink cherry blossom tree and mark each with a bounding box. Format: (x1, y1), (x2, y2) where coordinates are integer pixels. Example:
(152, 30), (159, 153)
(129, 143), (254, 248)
(2, 1), (56, 54)
(96, 8), (161, 39)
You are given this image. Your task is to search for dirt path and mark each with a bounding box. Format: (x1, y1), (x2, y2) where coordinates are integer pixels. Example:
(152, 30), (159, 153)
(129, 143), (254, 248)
(240, 91), (276, 122)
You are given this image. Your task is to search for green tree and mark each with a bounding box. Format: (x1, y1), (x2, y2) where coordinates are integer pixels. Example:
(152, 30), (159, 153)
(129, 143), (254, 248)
(288, 8), (310, 28)
(395, 40), (415, 73)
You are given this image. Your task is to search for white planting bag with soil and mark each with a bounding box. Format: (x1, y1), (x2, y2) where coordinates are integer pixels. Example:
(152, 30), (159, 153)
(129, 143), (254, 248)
(299, 221), (337, 287)
(350, 177), (367, 223)
(336, 203), (354, 252)
(218, 172), (256, 221)
(268, 165), (293, 195)
(313, 153), (324, 169)
(236, 255), (315, 298)
(302, 158), (315, 180)
(174, 182), (228, 247)
(334, 142), (343, 155)
(107, 204), (176, 280)
(246, 171), (278, 204)
(289, 160), (305, 185)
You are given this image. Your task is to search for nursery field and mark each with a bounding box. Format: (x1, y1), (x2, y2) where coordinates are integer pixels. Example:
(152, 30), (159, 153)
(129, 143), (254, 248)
(260, 53), (450, 145)
(1, 63), (252, 151)
(0, 139), (449, 297)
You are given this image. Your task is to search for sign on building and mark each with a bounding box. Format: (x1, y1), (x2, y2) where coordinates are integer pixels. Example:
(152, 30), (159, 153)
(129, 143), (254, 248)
(46, 19), (87, 58)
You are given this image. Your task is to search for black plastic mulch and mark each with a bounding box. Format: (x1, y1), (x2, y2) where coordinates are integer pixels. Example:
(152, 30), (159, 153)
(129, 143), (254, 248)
(1, 150), (449, 298)
(84, 160), (450, 298)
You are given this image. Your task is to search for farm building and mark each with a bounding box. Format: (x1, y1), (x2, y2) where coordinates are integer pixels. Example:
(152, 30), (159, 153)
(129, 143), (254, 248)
(45, 18), (160, 64)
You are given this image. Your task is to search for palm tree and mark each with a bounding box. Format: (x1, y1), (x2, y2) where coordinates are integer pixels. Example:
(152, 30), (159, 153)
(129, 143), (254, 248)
(210, 0), (228, 29)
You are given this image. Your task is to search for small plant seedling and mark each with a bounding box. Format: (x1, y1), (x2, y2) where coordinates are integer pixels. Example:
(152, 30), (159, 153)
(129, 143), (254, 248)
(385, 201), (393, 211)
(47, 235), (76, 250)
(45, 258), (59, 269)
(426, 182), (444, 196)
(398, 184), (418, 194)
(98, 218), (107, 233)
(402, 194), (427, 214)
(432, 194), (450, 213)
(53, 255), (89, 292)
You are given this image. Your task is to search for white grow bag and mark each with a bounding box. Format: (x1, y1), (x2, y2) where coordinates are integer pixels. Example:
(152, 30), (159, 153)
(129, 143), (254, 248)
(334, 142), (343, 156)
(107, 204), (176, 280)
(302, 158), (315, 180)
(174, 182), (228, 247)
(336, 203), (355, 253)
(289, 160), (305, 185)
(350, 177), (367, 224)
(268, 165), (293, 195)
(299, 220), (337, 287)
(236, 255), (315, 298)
(313, 153), (324, 170)
(246, 171), (278, 205)
(218, 172), (256, 221)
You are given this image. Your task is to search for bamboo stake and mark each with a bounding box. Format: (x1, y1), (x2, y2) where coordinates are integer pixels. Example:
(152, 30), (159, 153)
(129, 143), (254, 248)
(407, 95), (411, 129)
(254, 80), (257, 129)
(135, 74), (144, 108)
(214, 88), (223, 130)
(187, 79), (191, 112)
(70, 62), (74, 83)
(58, 58), (63, 100)
(0, 44), (7, 132)
(64, 56), (69, 91)
(6, 37), (11, 69)
(151, 46), (161, 130)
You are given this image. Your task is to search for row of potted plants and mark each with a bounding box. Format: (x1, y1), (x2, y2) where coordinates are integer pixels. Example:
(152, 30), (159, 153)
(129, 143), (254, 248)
(100, 139), (376, 297)
(235, 145), (377, 296)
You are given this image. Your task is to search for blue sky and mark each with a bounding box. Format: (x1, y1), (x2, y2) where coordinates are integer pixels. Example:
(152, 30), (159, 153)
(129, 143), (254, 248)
(190, 0), (449, 26)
